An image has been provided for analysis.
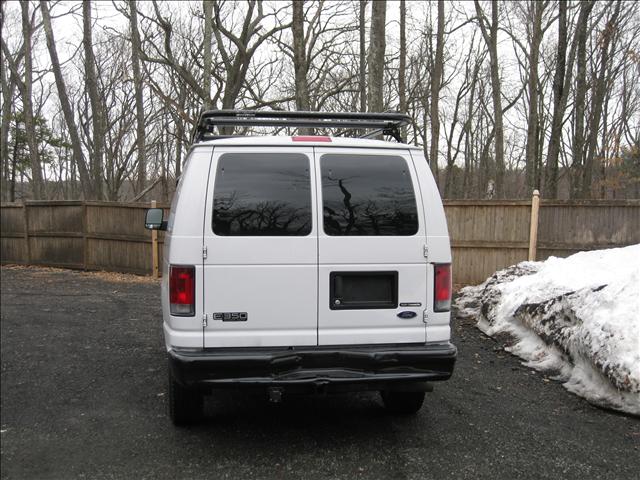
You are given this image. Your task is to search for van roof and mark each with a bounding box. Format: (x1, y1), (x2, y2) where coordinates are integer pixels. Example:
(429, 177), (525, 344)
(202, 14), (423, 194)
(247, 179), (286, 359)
(193, 135), (422, 151)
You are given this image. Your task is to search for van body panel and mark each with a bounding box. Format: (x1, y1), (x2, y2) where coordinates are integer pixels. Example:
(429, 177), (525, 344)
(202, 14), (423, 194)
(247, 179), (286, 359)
(164, 321), (203, 350)
(409, 152), (452, 342)
(314, 147), (428, 346)
(409, 150), (452, 260)
(202, 147), (318, 348)
(202, 265), (318, 347)
(162, 148), (214, 349)
(162, 140), (452, 352)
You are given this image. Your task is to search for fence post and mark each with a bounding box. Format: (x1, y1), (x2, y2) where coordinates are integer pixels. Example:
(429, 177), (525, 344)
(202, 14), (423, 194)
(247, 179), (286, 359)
(528, 189), (540, 261)
(23, 202), (31, 264)
(151, 200), (159, 278)
(83, 202), (88, 270)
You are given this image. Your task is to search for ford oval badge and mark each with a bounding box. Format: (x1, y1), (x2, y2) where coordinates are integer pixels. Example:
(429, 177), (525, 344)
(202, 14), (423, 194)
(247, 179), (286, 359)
(397, 311), (417, 319)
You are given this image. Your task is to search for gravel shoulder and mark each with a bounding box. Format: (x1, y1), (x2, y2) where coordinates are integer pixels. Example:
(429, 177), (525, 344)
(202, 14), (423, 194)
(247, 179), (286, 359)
(1, 266), (638, 480)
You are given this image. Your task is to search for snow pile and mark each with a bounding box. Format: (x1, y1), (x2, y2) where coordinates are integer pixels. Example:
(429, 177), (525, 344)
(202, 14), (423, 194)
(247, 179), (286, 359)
(455, 245), (640, 415)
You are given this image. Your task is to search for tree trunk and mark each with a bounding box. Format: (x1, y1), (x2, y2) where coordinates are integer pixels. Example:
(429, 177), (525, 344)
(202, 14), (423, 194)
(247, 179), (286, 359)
(429, 0), (445, 181)
(582, 1), (621, 198)
(398, 0), (406, 140)
(40, 0), (93, 199)
(474, 0), (505, 197)
(544, 0), (567, 198)
(292, 0), (311, 134)
(83, 1), (105, 200)
(10, 124), (18, 201)
(570, 1), (595, 198)
(359, 0), (367, 113)
(203, 0), (213, 109)
(129, 0), (146, 193)
(488, 0), (504, 197)
(462, 70), (478, 198)
(0, 49), (16, 202)
(599, 93), (609, 199)
(20, 1), (44, 199)
(367, 0), (386, 113)
(399, 0), (406, 112)
(524, 0), (544, 195)
(292, 0), (310, 111)
(175, 84), (187, 178)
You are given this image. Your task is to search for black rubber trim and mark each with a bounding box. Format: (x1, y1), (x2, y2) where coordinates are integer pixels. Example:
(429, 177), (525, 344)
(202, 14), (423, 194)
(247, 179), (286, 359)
(169, 343), (456, 389)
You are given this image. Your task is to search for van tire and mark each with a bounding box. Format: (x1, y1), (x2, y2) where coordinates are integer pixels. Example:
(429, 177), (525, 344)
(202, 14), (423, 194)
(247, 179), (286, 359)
(380, 390), (425, 414)
(168, 370), (203, 426)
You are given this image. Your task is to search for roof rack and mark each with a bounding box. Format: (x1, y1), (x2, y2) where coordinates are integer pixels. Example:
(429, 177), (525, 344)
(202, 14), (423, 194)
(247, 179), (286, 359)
(192, 110), (411, 144)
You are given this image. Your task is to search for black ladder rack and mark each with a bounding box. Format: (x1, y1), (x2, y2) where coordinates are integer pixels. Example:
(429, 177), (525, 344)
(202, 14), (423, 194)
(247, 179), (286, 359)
(192, 110), (411, 143)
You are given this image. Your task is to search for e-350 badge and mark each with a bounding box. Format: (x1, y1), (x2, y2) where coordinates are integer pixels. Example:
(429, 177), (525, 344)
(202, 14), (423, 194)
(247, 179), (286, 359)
(212, 312), (248, 322)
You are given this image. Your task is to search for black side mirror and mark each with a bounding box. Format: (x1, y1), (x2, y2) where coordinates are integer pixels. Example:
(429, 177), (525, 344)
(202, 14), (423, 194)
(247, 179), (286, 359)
(145, 208), (167, 230)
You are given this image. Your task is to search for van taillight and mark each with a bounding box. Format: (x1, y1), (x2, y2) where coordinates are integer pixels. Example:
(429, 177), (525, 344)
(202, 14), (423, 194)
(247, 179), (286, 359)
(434, 264), (451, 312)
(170, 265), (195, 316)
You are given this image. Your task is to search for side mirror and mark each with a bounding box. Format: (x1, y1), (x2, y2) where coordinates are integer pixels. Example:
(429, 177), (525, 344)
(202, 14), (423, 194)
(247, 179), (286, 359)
(145, 208), (167, 230)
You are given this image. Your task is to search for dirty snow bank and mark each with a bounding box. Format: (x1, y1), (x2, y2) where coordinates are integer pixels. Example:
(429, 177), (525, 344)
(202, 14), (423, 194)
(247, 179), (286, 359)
(455, 245), (640, 415)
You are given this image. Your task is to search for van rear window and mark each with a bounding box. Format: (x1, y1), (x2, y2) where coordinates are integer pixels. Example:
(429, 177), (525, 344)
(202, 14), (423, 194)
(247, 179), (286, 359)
(212, 153), (312, 236)
(321, 154), (419, 236)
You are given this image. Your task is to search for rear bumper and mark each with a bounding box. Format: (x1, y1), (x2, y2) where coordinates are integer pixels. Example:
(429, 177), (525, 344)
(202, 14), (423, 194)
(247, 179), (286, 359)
(169, 343), (456, 391)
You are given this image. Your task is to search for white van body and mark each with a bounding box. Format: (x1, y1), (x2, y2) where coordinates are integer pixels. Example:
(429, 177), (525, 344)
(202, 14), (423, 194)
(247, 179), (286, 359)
(153, 134), (456, 424)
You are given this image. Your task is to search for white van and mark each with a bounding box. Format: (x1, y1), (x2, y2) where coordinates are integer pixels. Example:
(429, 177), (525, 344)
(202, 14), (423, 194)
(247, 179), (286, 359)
(145, 111), (456, 425)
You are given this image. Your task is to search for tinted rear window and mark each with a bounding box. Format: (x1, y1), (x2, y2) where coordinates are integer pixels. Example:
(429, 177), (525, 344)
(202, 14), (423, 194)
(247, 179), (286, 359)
(321, 154), (418, 236)
(212, 153), (312, 236)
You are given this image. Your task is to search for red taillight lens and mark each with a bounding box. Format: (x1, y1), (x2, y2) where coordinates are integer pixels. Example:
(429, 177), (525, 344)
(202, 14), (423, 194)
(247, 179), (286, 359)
(169, 265), (195, 316)
(434, 263), (452, 312)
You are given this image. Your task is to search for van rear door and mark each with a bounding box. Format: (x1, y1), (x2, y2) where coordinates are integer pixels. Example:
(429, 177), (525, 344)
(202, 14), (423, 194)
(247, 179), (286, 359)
(315, 148), (427, 345)
(202, 147), (318, 347)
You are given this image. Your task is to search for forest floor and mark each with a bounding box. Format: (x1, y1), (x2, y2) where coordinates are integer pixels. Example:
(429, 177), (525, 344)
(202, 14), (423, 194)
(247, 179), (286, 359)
(1, 266), (638, 480)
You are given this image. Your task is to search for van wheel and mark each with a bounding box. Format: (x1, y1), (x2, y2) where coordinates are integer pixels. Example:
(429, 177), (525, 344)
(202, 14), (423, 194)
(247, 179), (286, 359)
(380, 390), (425, 414)
(168, 371), (203, 426)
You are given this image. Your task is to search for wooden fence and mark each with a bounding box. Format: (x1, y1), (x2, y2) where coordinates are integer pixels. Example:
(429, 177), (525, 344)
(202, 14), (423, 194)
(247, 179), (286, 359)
(1, 198), (639, 285)
(446, 197), (640, 283)
(0, 201), (169, 276)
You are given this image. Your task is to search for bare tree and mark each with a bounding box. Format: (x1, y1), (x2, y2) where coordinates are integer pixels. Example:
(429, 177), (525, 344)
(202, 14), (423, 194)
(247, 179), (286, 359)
(582, 0), (622, 198)
(570, 0), (595, 198)
(0, 59), (15, 201)
(367, 0), (385, 112)
(202, 0), (213, 108)
(292, 0), (311, 113)
(83, 0), (105, 199)
(429, 0), (445, 180)
(129, 0), (146, 192)
(474, 0), (505, 197)
(444, 35), (482, 197)
(1, 2), (45, 198)
(398, 0), (406, 116)
(523, 0), (548, 194)
(2, 0), (639, 202)
(359, 0), (367, 113)
(40, 0), (94, 199)
(0, 2), (21, 201)
(544, 0), (568, 198)
(212, 0), (291, 114)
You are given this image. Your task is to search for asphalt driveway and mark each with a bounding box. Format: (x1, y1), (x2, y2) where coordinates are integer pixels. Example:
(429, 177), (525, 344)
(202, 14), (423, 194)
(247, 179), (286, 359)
(1, 266), (638, 479)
